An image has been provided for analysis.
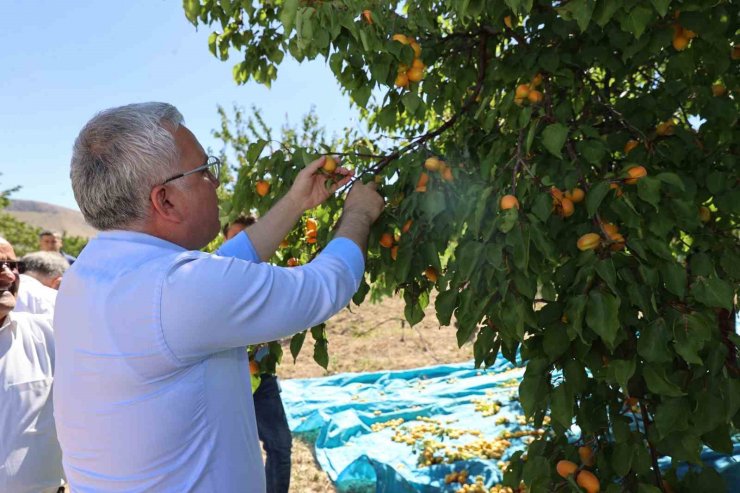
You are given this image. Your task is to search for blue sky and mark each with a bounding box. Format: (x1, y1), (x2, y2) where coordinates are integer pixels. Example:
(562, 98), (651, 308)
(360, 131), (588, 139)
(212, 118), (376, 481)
(0, 0), (357, 210)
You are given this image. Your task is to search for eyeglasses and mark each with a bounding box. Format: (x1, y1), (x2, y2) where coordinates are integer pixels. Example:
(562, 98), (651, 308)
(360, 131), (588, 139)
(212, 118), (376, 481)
(0, 260), (25, 274)
(162, 156), (221, 186)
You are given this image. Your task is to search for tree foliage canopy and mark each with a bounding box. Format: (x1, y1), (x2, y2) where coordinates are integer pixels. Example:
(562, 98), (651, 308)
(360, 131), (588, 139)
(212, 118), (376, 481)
(185, 1), (738, 491)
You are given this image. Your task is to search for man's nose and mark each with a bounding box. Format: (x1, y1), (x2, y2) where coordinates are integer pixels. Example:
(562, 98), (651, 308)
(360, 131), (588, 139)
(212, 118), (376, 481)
(0, 264), (16, 279)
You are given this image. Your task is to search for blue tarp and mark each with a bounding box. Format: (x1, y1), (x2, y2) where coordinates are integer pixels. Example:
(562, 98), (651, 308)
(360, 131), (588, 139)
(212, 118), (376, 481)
(281, 356), (740, 492)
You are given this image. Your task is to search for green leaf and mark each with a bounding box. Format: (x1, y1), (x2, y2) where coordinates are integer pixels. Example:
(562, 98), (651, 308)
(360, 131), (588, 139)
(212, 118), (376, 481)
(655, 398), (691, 438)
(563, 359), (588, 394)
(594, 1), (620, 27)
(649, 0), (670, 17)
(557, 0), (596, 32)
(637, 484), (663, 493)
(586, 291), (621, 349)
(622, 5), (654, 39)
(609, 358), (636, 393)
(691, 277), (733, 309)
(458, 242), (484, 280)
(612, 442), (634, 476)
(636, 176), (661, 210)
(643, 364), (686, 397)
(660, 262), (687, 299)
(541, 123), (569, 158)
(656, 172), (685, 190)
(595, 258), (618, 293)
(586, 181), (610, 217)
(519, 359), (549, 417)
(279, 0), (300, 34)
(637, 319), (673, 363)
(183, 0), (202, 25)
(550, 384), (574, 428)
(313, 338), (329, 369)
(290, 330), (307, 362)
(421, 190), (447, 220)
(401, 92), (421, 113)
(543, 326), (571, 361)
(532, 193), (552, 222)
(435, 289), (457, 326)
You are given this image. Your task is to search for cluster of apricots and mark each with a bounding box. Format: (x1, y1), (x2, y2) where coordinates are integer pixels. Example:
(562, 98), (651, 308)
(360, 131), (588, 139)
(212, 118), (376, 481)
(305, 217), (318, 244)
(379, 219), (412, 260)
(577, 220), (627, 253)
(556, 446), (600, 493)
(392, 34), (424, 88)
(514, 73), (544, 105)
(424, 155), (455, 182)
(550, 186), (585, 218)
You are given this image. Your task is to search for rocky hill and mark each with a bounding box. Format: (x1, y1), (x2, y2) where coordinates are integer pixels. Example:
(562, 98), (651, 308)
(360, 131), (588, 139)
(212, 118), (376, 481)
(5, 199), (97, 238)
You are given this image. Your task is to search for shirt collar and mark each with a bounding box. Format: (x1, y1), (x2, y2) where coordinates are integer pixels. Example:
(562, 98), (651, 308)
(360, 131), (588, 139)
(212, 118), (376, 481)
(96, 230), (188, 252)
(0, 312), (15, 332)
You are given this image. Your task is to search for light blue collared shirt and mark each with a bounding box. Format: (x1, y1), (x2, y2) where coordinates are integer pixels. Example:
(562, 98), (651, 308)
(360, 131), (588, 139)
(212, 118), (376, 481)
(53, 230), (363, 492)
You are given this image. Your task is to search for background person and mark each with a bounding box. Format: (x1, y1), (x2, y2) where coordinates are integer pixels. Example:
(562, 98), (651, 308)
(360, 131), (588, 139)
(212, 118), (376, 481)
(54, 102), (384, 492)
(38, 231), (76, 266)
(0, 237), (65, 493)
(224, 216), (292, 493)
(15, 251), (69, 316)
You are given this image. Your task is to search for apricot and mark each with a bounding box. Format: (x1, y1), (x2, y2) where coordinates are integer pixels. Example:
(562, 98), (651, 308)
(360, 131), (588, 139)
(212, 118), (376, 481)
(527, 90), (543, 104)
(531, 73), (543, 87)
(699, 206), (711, 223)
(610, 183), (623, 197)
(556, 460), (578, 478)
(395, 72), (409, 88)
(286, 257), (300, 267)
(500, 194), (519, 210)
(416, 172), (429, 192)
(672, 34), (689, 51)
(424, 267), (438, 283)
(250, 360), (260, 375)
(578, 446), (595, 467)
(712, 84), (726, 97)
(410, 42), (422, 58)
(577, 233), (601, 251)
(624, 165), (647, 185)
(565, 188), (585, 203)
(656, 119), (675, 136)
(362, 10), (372, 24)
(558, 197), (575, 217)
(407, 67), (424, 82)
(379, 233), (394, 248)
(424, 157), (442, 172)
(402, 219), (413, 233)
(624, 139), (639, 154)
(392, 34), (409, 44)
(323, 156), (338, 173)
(391, 245), (399, 261)
(576, 470), (600, 493)
(306, 218), (318, 232)
(441, 166), (454, 182)
(515, 84), (530, 99)
(504, 16), (513, 29)
(256, 180), (270, 197)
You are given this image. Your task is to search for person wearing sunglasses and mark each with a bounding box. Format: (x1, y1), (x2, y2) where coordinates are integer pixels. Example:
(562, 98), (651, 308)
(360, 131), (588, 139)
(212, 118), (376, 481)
(53, 102), (384, 493)
(0, 237), (66, 493)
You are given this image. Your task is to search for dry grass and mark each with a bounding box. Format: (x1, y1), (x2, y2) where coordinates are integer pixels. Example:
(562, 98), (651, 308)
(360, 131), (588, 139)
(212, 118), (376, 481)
(276, 294), (473, 492)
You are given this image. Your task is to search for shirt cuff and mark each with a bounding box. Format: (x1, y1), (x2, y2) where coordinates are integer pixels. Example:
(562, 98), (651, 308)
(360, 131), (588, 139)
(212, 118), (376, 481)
(320, 237), (365, 286)
(215, 231), (261, 263)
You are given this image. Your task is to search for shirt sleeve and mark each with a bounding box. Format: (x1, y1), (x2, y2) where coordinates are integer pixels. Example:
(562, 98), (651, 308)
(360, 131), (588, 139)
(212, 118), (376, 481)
(160, 237), (364, 363)
(214, 230), (261, 263)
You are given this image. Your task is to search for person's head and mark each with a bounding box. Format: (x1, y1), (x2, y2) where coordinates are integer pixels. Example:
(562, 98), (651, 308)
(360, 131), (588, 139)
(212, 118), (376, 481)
(21, 251), (69, 290)
(222, 215), (257, 241)
(71, 102), (221, 250)
(39, 231), (62, 252)
(0, 237), (21, 323)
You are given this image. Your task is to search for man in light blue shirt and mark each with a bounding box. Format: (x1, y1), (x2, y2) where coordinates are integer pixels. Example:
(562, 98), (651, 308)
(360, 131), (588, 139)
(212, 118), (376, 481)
(53, 102), (384, 492)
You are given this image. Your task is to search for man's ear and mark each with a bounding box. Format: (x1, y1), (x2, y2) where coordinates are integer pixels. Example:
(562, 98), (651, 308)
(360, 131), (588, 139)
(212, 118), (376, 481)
(150, 185), (185, 224)
(50, 276), (63, 290)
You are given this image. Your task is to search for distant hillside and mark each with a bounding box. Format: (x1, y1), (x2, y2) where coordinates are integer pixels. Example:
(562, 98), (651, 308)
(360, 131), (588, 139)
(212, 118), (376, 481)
(5, 199), (98, 238)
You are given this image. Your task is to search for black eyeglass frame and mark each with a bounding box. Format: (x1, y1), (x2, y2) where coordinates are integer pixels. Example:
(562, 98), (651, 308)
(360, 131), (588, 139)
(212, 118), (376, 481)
(0, 260), (25, 274)
(161, 156), (222, 185)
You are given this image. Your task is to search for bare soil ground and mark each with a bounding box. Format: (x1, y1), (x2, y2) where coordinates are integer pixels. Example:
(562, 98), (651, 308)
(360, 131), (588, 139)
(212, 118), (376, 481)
(276, 295), (474, 492)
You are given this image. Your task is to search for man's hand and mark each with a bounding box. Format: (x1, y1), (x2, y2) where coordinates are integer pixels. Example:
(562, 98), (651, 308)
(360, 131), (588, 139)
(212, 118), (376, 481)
(286, 156), (353, 212)
(342, 181), (385, 225)
(334, 181), (385, 255)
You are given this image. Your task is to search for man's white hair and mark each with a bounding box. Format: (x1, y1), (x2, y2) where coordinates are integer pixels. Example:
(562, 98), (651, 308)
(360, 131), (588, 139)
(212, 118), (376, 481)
(70, 102), (184, 230)
(21, 251), (70, 279)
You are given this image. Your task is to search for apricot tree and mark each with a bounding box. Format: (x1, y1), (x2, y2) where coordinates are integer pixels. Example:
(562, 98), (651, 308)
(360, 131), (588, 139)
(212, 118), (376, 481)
(185, 1), (738, 491)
